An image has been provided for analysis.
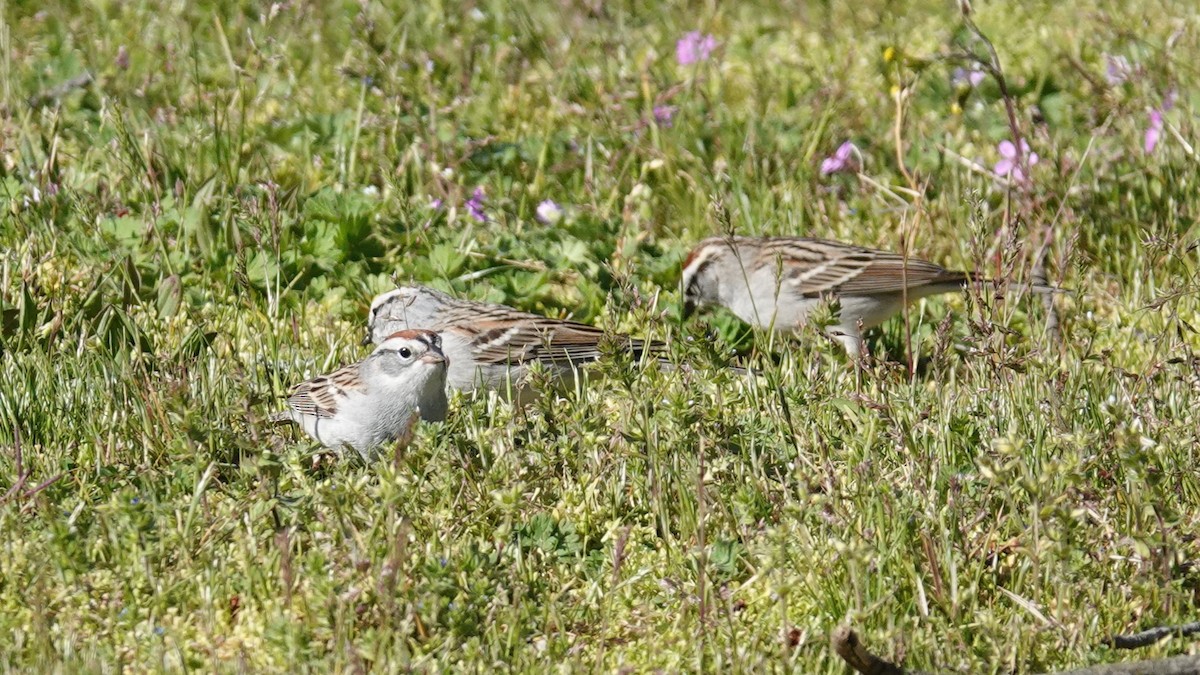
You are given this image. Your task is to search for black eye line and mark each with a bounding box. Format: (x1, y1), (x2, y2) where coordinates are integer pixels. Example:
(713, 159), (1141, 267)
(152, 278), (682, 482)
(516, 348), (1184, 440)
(372, 292), (408, 319)
(684, 259), (711, 296)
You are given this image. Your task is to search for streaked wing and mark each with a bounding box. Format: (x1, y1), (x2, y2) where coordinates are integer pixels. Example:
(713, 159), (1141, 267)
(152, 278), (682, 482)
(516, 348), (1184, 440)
(467, 318), (598, 366)
(468, 317), (661, 367)
(764, 238), (965, 297)
(835, 252), (967, 294)
(535, 321), (663, 365)
(284, 363), (365, 419)
(393, 289), (665, 367)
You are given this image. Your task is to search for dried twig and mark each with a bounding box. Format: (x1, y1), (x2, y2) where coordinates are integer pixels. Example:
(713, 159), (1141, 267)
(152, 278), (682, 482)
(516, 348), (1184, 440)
(831, 626), (918, 675)
(832, 624), (1200, 675)
(1055, 655), (1200, 675)
(1106, 621), (1200, 650)
(22, 472), (64, 500)
(0, 428), (28, 505)
(0, 473), (29, 504)
(25, 72), (95, 109)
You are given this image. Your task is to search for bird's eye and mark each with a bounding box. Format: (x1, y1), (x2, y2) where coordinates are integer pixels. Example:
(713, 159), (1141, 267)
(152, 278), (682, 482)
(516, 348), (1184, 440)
(398, 347), (412, 358)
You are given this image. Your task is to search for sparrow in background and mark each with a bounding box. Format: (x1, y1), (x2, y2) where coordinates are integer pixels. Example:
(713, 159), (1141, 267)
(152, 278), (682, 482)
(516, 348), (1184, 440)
(681, 235), (1058, 357)
(366, 285), (664, 396)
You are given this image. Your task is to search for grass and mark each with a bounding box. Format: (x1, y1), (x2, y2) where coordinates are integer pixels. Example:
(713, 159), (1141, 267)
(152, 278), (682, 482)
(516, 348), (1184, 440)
(2, 0), (1200, 671)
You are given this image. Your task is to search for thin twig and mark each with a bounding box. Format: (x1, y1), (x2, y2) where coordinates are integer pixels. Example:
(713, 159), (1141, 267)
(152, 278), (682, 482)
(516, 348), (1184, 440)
(1165, 120), (1196, 159)
(935, 144), (1014, 188)
(889, 83), (924, 377)
(833, 624), (1200, 675)
(1106, 621), (1200, 649)
(1055, 656), (1200, 675)
(2, 428), (30, 505)
(1061, 52), (1108, 95)
(855, 172), (920, 207)
(0, 473), (29, 504)
(22, 472), (64, 499)
(831, 626), (919, 675)
(962, 17), (1027, 190)
(25, 72), (95, 109)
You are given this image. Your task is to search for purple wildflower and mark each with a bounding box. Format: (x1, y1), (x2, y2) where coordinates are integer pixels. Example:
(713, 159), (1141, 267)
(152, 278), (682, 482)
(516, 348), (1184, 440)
(653, 105), (676, 127)
(952, 67), (985, 88)
(676, 31), (717, 66)
(429, 198), (443, 210)
(465, 187), (487, 222)
(536, 199), (563, 224)
(994, 139), (1039, 183)
(116, 45), (130, 70)
(819, 141), (859, 176)
(1145, 109), (1163, 154)
(1104, 55), (1132, 86)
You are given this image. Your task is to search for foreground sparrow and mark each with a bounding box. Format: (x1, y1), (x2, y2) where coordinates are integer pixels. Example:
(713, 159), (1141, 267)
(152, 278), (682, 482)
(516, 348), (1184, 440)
(681, 236), (1057, 357)
(271, 329), (449, 458)
(366, 285), (663, 395)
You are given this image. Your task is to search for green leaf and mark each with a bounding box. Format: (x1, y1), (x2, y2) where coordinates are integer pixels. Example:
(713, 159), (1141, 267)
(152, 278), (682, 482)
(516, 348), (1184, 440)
(155, 275), (182, 318)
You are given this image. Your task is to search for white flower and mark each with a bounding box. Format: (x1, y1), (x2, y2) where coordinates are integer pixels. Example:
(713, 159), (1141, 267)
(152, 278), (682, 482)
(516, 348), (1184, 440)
(535, 199), (563, 224)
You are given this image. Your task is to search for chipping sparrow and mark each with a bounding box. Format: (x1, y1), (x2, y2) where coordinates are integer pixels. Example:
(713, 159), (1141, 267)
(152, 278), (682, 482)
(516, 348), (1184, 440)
(270, 329), (449, 459)
(681, 235), (1057, 357)
(366, 285), (663, 395)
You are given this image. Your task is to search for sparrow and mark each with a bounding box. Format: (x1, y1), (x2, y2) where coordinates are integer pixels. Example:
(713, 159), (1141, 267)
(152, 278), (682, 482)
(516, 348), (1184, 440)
(365, 285), (665, 395)
(271, 329), (449, 459)
(681, 235), (1058, 356)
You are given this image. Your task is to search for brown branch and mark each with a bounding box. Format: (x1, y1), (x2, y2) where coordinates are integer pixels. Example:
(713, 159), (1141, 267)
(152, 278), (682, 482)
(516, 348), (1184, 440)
(0, 472), (29, 504)
(1106, 621), (1200, 650)
(833, 624), (1200, 675)
(23, 472), (64, 499)
(25, 72), (95, 109)
(1, 427), (28, 504)
(1055, 655), (1200, 675)
(1061, 52), (1108, 95)
(831, 626), (916, 675)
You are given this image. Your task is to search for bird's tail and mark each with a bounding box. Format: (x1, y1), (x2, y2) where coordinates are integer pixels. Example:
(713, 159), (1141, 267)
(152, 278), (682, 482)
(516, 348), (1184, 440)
(975, 278), (1069, 295)
(937, 271), (1068, 296)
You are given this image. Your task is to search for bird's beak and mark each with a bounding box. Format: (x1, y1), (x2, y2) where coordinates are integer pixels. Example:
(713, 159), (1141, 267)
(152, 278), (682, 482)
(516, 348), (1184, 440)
(681, 299), (695, 321)
(360, 331), (373, 346)
(422, 352), (447, 365)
